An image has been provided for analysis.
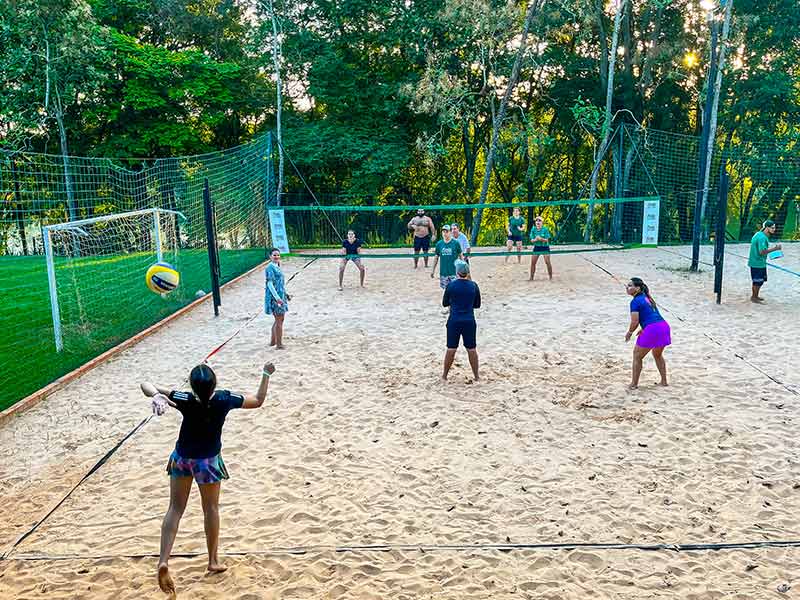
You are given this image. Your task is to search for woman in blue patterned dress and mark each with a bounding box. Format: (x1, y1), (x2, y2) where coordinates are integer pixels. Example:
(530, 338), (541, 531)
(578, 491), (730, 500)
(265, 248), (290, 349)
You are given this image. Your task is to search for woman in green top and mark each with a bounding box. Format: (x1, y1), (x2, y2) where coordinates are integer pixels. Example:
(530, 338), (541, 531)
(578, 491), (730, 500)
(506, 206), (526, 263)
(529, 216), (553, 281)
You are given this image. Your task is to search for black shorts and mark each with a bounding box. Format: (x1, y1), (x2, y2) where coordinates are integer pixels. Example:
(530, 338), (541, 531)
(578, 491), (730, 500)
(414, 235), (431, 252)
(533, 245), (551, 255)
(446, 319), (477, 349)
(751, 267), (767, 285)
(507, 235), (523, 243)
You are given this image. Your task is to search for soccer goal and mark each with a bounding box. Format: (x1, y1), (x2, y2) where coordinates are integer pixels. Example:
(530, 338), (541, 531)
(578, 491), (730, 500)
(42, 208), (186, 352)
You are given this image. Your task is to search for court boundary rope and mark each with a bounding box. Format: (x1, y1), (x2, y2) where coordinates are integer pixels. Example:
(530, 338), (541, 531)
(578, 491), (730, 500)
(725, 249), (800, 278)
(4, 538), (800, 563)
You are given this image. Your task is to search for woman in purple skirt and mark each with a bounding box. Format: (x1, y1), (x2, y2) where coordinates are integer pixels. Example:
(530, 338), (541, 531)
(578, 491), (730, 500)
(625, 277), (670, 389)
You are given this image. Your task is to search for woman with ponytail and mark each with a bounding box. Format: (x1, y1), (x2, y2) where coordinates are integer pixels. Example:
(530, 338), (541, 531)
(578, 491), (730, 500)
(625, 278), (670, 389)
(141, 362), (275, 597)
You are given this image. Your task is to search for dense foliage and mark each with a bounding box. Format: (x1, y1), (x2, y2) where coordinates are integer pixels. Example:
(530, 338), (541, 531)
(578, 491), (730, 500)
(1, 0), (798, 234)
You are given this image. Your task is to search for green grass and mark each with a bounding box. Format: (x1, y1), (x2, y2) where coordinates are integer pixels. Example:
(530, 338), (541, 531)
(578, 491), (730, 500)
(0, 248), (266, 411)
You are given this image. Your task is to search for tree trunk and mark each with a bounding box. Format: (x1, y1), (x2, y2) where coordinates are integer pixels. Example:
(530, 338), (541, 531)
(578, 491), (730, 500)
(522, 128), (535, 225)
(54, 99), (76, 212)
(594, 0), (609, 93)
(613, 134), (637, 242)
(470, 0), (544, 246)
(585, 0), (626, 242)
(462, 120), (481, 232)
(611, 137), (622, 242)
(739, 184), (756, 239)
(699, 0), (734, 231)
(691, 6), (721, 270)
(43, 24), (78, 257)
(10, 159), (29, 255)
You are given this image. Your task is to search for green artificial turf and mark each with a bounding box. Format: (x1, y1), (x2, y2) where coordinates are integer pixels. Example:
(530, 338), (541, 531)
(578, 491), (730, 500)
(0, 248), (266, 410)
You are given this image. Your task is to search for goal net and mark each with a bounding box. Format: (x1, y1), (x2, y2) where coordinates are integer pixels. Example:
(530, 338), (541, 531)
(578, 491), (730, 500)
(43, 208), (188, 352)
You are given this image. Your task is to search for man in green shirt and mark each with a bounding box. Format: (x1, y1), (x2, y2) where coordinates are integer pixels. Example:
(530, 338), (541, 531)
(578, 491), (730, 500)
(506, 206), (526, 263)
(529, 216), (553, 281)
(431, 224), (463, 289)
(748, 219), (781, 303)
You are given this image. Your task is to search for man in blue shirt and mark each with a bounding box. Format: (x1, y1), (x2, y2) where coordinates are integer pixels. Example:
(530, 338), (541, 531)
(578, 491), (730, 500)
(441, 260), (481, 381)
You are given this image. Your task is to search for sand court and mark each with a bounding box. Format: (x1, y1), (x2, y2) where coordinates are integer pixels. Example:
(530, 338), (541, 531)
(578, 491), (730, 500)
(1, 245), (799, 598)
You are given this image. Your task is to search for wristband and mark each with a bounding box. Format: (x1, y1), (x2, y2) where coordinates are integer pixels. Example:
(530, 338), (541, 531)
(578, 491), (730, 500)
(262, 370), (271, 378)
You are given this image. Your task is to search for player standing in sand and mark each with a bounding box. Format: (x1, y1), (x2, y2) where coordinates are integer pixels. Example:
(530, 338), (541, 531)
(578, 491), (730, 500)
(625, 278), (670, 389)
(142, 362), (275, 598)
(442, 260), (481, 381)
(529, 216), (553, 281)
(506, 206), (525, 263)
(431, 224), (463, 289)
(338, 229), (366, 291)
(748, 219), (781, 303)
(451, 223), (471, 263)
(408, 208), (436, 268)
(265, 248), (290, 349)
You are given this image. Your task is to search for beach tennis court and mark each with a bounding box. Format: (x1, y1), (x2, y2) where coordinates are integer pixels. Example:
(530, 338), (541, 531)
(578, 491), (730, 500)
(1, 245), (799, 599)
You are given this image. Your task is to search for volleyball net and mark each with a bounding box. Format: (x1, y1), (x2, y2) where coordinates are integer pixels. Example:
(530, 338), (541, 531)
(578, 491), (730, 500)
(278, 196), (661, 257)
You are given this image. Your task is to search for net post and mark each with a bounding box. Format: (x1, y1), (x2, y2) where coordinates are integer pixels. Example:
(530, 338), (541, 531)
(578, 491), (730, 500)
(203, 179), (222, 316)
(153, 208), (163, 263)
(714, 160), (729, 304)
(43, 227), (64, 352)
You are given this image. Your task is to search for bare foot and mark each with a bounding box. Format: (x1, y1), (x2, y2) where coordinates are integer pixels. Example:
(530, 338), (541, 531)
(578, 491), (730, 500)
(440, 376), (448, 382)
(207, 562), (228, 574)
(751, 297), (765, 304)
(528, 276), (534, 281)
(269, 340), (276, 347)
(158, 564), (176, 598)
(276, 344), (286, 350)
(628, 384), (639, 390)
(656, 381), (668, 387)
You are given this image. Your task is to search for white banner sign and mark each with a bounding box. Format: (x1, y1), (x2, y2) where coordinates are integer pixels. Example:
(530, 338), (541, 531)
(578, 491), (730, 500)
(268, 209), (290, 254)
(642, 200), (660, 246)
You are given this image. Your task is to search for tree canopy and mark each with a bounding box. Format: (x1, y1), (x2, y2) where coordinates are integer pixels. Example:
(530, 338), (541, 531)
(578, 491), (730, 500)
(1, 0), (798, 239)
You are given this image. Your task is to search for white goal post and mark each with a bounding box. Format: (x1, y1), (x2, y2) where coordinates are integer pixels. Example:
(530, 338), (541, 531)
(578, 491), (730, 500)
(42, 208), (186, 352)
